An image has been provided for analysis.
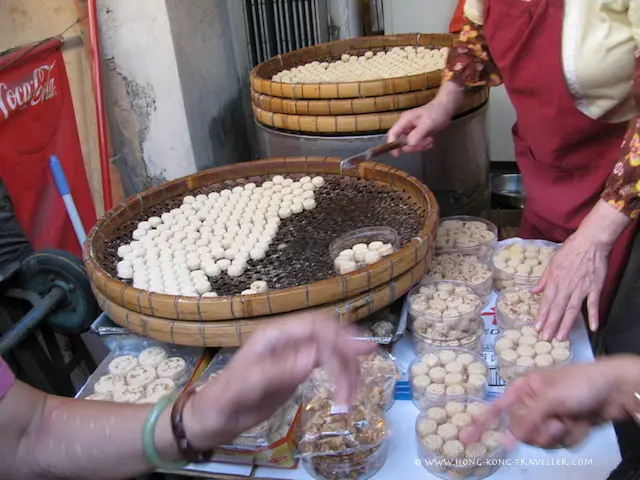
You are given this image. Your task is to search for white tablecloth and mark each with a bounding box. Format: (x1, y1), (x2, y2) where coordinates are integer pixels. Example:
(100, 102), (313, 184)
(187, 290), (621, 479)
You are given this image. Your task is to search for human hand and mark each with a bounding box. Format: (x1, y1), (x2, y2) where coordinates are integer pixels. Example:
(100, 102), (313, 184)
(531, 230), (609, 341)
(184, 313), (376, 448)
(532, 200), (630, 341)
(460, 357), (640, 449)
(387, 82), (463, 157)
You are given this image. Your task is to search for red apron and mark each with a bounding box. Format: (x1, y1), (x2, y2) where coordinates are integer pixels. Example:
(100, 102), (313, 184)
(483, 0), (638, 322)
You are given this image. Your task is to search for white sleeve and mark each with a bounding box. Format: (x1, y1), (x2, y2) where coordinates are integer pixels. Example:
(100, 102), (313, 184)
(463, 0), (484, 25)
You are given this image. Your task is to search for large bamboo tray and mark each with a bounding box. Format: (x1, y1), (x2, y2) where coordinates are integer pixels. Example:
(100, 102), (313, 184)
(84, 158), (438, 322)
(251, 89), (437, 116)
(250, 33), (453, 100)
(252, 88), (488, 133)
(92, 254), (430, 347)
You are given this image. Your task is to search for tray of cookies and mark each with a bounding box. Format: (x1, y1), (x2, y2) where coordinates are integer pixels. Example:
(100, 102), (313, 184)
(76, 338), (206, 403)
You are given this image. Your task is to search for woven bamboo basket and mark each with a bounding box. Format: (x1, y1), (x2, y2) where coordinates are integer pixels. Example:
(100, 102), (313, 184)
(250, 33), (453, 100)
(84, 158), (438, 323)
(251, 88), (437, 116)
(252, 88), (488, 133)
(92, 255), (429, 347)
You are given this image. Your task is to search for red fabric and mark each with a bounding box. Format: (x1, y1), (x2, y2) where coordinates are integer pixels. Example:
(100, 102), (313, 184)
(483, 0), (638, 322)
(449, 0), (467, 33)
(0, 38), (96, 257)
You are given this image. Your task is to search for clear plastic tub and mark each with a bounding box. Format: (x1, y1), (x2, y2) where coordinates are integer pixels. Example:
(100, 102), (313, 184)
(495, 326), (572, 383)
(412, 320), (484, 355)
(409, 348), (488, 410)
(408, 281), (484, 354)
(423, 253), (493, 307)
(495, 286), (542, 329)
(435, 216), (499, 263)
(329, 227), (400, 274)
(416, 396), (507, 480)
(301, 440), (388, 480)
(491, 239), (559, 292)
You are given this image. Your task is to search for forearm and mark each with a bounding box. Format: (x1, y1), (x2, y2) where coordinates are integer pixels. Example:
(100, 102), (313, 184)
(603, 355), (640, 422)
(7, 381), (223, 480)
(577, 199), (631, 249)
(433, 81), (466, 117)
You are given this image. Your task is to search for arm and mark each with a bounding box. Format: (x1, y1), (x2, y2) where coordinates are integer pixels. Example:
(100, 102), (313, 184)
(1, 315), (375, 479)
(388, 1), (501, 152)
(534, 42), (640, 340)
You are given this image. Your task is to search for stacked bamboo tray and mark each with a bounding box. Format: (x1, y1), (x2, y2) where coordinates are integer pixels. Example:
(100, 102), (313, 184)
(250, 33), (488, 134)
(84, 158), (439, 347)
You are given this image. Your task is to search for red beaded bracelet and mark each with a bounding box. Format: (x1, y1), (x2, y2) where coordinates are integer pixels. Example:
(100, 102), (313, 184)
(170, 387), (214, 463)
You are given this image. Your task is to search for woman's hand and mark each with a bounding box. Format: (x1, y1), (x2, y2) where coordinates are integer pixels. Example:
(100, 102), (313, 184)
(533, 200), (630, 340)
(387, 82), (464, 156)
(460, 356), (640, 449)
(184, 313), (376, 449)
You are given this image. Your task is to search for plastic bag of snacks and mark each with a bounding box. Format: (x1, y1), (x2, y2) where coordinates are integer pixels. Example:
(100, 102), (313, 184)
(298, 374), (390, 480)
(76, 337), (207, 403)
(194, 349), (303, 468)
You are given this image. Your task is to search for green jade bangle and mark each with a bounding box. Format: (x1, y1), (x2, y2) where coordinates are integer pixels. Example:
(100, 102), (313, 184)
(142, 391), (189, 471)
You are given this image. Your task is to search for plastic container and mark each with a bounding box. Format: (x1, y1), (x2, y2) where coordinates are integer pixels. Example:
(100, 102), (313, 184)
(416, 396), (507, 480)
(423, 253), (493, 307)
(411, 319), (484, 355)
(495, 286), (542, 329)
(408, 281), (483, 354)
(329, 227), (400, 274)
(495, 326), (572, 383)
(491, 239), (559, 292)
(302, 440), (388, 480)
(435, 216), (498, 263)
(76, 338), (204, 403)
(409, 348), (488, 410)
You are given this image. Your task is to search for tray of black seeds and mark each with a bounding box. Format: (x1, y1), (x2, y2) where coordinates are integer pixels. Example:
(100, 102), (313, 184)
(101, 175), (425, 297)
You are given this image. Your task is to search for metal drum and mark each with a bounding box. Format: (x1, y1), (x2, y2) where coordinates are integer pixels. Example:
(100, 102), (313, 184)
(256, 103), (490, 217)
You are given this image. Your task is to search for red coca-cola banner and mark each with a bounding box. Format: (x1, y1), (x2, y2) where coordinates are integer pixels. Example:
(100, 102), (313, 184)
(0, 37), (96, 257)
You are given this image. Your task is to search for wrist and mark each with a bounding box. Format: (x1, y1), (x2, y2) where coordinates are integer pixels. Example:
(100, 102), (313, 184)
(182, 387), (230, 451)
(576, 200), (630, 250)
(434, 81), (465, 118)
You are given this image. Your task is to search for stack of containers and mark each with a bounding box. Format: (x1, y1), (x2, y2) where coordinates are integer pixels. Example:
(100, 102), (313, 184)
(409, 216), (505, 478)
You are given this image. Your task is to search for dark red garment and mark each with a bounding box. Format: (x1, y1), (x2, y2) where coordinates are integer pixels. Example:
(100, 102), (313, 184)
(482, 0), (638, 321)
(0, 38), (96, 257)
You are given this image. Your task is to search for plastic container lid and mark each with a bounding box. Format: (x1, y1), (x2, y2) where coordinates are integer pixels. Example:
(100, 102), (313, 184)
(491, 239), (559, 292)
(495, 285), (542, 329)
(329, 226), (400, 275)
(495, 325), (572, 383)
(435, 216), (498, 262)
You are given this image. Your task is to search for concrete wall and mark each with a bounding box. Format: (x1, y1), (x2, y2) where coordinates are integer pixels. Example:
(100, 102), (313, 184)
(165, 0), (252, 171)
(99, 0), (196, 193)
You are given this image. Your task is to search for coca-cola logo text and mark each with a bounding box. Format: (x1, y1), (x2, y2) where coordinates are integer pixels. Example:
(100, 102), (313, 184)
(0, 62), (57, 121)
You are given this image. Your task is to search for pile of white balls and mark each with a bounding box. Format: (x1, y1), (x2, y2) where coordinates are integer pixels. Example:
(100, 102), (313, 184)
(271, 46), (448, 84)
(114, 175), (326, 297)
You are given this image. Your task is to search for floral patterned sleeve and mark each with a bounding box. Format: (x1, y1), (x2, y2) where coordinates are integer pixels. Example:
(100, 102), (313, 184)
(443, 18), (502, 88)
(601, 56), (640, 219)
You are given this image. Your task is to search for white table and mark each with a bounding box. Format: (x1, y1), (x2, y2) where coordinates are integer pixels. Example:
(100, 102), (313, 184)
(186, 291), (621, 479)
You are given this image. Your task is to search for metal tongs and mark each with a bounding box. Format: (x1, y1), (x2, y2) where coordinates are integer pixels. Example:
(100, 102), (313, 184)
(339, 137), (408, 174)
